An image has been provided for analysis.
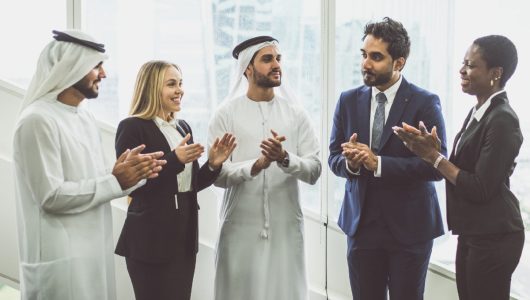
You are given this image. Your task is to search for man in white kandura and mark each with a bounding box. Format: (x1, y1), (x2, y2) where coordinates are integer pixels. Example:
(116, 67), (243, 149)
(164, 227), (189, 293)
(208, 36), (322, 300)
(13, 30), (165, 300)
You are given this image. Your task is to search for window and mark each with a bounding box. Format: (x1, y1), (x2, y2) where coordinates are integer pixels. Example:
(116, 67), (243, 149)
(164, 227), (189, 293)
(4, 0), (526, 297)
(0, 1), (66, 87)
(84, 0), (322, 212)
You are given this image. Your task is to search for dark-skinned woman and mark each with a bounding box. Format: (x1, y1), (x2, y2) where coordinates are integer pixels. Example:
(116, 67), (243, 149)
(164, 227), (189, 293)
(393, 35), (524, 300)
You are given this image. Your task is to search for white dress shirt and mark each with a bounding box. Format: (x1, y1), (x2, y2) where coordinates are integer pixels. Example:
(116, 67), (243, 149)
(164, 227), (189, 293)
(153, 117), (193, 192)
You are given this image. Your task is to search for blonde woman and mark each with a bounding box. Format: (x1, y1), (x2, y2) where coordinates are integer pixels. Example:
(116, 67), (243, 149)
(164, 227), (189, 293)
(114, 60), (236, 300)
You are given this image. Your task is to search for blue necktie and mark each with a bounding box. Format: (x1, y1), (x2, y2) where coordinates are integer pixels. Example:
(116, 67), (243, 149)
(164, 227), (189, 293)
(371, 92), (387, 153)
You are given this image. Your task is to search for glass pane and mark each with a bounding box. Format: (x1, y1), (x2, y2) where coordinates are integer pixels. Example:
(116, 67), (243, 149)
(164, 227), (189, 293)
(84, 0), (321, 212)
(0, 1), (66, 87)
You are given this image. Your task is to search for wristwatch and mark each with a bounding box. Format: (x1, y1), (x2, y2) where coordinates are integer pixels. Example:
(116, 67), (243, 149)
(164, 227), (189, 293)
(279, 151), (290, 168)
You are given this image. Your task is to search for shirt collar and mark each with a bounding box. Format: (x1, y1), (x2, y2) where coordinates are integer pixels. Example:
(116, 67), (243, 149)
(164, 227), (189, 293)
(372, 75), (402, 103)
(153, 116), (177, 127)
(472, 90), (505, 122)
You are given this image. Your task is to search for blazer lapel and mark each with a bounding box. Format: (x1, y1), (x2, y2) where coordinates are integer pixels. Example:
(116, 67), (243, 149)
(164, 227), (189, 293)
(450, 108), (474, 159)
(378, 80), (410, 150)
(148, 120), (173, 153)
(357, 88), (372, 145)
(453, 93), (507, 159)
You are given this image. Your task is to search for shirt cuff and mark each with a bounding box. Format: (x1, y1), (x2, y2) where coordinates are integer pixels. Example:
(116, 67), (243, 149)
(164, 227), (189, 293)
(345, 161), (361, 175)
(374, 156), (382, 177)
(124, 178), (146, 195)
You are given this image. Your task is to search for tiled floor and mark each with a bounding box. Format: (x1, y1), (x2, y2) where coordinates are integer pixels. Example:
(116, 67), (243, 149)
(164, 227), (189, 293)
(0, 283), (19, 299)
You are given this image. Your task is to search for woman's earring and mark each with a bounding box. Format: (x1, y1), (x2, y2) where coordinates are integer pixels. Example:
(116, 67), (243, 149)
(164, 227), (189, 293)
(490, 79), (494, 87)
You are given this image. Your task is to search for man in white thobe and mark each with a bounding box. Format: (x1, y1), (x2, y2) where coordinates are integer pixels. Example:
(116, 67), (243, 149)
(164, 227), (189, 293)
(208, 36), (321, 300)
(13, 30), (165, 300)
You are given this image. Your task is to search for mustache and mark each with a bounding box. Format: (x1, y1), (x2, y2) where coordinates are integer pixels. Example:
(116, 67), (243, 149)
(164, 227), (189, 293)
(268, 68), (281, 76)
(362, 70), (375, 76)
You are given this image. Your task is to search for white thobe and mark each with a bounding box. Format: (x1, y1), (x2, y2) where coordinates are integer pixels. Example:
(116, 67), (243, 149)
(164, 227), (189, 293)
(13, 98), (128, 300)
(208, 95), (321, 300)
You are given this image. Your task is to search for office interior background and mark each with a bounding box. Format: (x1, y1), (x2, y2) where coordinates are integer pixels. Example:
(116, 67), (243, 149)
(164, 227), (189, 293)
(0, 0), (529, 299)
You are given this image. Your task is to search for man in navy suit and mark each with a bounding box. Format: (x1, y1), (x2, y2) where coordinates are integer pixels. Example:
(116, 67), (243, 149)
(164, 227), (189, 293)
(328, 17), (447, 300)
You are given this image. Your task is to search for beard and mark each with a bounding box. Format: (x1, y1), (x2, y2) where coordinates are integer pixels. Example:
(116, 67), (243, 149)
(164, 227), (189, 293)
(73, 76), (100, 99)
(362, 69), (393, 87)
(253, 68), (281, 88)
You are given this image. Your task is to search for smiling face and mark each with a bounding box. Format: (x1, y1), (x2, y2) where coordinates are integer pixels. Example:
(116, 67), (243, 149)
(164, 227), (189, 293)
(360, 35), (404, 91)
(246, 45), (282, 88)
(459, 43), (501, 102)
(73, 62), (106, 99)
(159, 66), (184, 119)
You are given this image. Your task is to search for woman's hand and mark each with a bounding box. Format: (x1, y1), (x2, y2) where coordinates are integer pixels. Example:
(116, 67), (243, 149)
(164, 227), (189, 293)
(174, 134), (205, 163)
(208, 133), (237, 170)
(393, 121), (441, 163)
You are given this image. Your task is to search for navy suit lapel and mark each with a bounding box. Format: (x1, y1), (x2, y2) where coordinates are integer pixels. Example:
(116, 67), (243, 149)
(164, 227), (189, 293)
(357, 88), (371, 145)
(378, 80), (410, 151)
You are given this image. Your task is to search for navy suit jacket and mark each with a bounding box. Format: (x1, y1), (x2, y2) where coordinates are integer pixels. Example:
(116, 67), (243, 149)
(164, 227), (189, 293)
(114, 117), (220, 263)
(329, 77), (447, 245)
(447, 92), (524, 235)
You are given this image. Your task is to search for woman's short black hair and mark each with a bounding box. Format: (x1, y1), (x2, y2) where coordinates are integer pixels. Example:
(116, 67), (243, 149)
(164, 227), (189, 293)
(363, 17), (411, 61)
(473, 35), (518, 88)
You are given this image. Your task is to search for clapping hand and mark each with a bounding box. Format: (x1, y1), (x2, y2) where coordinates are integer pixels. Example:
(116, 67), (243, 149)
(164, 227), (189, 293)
(113, 144), (167, 190)
(341, 133), (378, 171)
(393, 121), (441, 161)
(260, 129), (287, 162)
(208, 133), (237, 170)
(340, 133), (366, 171)
(174, 134), (205, 164)
(251, 130), (285, 176)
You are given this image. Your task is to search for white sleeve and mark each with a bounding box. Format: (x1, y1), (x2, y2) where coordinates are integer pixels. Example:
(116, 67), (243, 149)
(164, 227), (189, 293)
(207, 107), (255, 188)
(374, 155), (382, 177)
(14, 115), (125, 215)
(277, 109), (321, 184)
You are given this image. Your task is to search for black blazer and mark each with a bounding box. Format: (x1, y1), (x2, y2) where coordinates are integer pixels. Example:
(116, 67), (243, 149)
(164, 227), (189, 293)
(447, 92), (524, 235)
(114, 117), (220, 263)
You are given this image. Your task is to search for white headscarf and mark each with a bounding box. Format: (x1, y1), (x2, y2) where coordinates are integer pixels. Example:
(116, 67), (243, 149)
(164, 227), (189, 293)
(20, 30), (108, 111)
(225, 40), (298, 104)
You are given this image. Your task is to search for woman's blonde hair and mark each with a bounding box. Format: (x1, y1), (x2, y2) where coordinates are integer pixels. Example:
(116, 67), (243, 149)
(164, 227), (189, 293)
(129, 60), (182, 120)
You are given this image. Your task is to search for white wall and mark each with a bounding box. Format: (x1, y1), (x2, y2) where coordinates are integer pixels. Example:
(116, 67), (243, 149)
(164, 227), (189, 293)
(0, 81), (23, 288)
(1, 79), (461, 299)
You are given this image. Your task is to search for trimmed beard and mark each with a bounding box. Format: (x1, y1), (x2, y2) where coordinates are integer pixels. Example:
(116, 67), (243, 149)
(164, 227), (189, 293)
(73, 76), (99, 99)
(362, 68), (393, 87)
(252, 67), (281, 88)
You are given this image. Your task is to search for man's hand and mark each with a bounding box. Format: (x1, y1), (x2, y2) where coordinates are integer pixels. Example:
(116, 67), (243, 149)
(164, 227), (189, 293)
(113, 145), (167, 190)
(251, 155), (272, 176)
(341, 133), (378, 171)
(260, 129), (287, 162)
(341, 133), (362, 171)
(208, 133), (237, 170)
(174, 134), (205, 164)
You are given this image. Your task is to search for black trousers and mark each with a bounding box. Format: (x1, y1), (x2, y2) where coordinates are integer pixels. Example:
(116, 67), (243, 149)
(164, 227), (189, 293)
(456, 231), (524, 300)
(125, 191), (198, 300)
(126, 254), (196, 300)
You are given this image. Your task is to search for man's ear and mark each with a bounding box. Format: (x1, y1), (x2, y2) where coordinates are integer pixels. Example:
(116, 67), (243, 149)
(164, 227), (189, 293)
(244, 64), (253, 79)
(393, 57), (406, 72)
